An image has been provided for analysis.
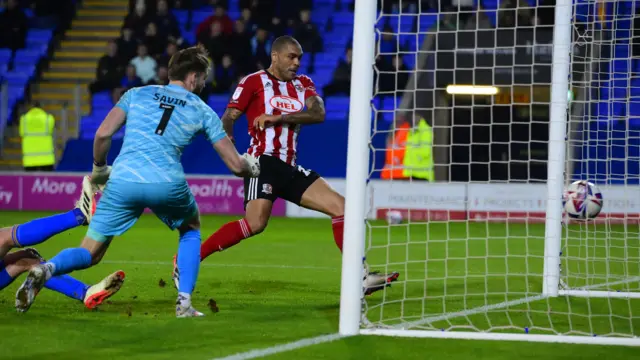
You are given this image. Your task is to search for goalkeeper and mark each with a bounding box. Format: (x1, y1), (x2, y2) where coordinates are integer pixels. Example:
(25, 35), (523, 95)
(2, 176), (125, 311)
(15, 46), (260, 317)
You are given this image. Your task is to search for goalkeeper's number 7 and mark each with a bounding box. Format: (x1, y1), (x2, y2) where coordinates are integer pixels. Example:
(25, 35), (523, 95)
(156, 103), (175, 136)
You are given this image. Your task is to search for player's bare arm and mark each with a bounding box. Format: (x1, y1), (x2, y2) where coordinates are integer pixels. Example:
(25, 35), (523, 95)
(221, 107), (244, 142)
(253, 96), (326, 130)
(94, 107), (126, 164)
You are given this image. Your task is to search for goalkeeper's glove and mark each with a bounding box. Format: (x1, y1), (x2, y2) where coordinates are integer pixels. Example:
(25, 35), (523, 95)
(91, 163), (112, 190)
(241, 153), (260, 177)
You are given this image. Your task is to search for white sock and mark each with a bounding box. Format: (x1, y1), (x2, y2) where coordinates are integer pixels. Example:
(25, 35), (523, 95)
(44, 263), (55, 280)
(178, 292), (191, 307)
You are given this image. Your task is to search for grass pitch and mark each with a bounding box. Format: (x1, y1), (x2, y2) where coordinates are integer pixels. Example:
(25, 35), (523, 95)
(0, 211), (638, 359)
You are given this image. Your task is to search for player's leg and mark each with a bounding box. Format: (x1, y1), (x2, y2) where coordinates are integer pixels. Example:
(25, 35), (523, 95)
(151, 181), (204, 317)
(292, 169), (400, 296)
(0, 176), (96, 259)
(198, 158), (281, 262)
(1, 248), (124, 309)
(15, 180), (141, 312)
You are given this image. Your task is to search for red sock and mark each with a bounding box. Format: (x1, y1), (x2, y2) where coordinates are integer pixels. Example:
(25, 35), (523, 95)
(332, 215), (344, 252)
(200, 218), (252, 261)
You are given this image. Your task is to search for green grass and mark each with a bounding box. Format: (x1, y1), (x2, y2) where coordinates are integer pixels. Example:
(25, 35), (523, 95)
(0, 211), (638, 359)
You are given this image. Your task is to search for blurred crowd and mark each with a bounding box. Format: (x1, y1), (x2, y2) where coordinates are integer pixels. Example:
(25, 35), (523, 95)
(0, 0), (75, 50)
(92, 0), (327, 102)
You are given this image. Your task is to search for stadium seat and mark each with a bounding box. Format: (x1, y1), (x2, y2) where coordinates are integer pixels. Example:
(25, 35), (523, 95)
(174, 10), (188, 26)
(14, 48), (42, 66)
(0, 49), (12, 65)
(2, 71), (30, 85)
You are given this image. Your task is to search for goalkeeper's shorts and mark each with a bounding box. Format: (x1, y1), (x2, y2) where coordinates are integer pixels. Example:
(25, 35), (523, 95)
(87, 179), (198, 242)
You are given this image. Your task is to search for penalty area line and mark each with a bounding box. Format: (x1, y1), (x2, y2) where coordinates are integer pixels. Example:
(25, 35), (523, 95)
(102, 260), (337, 271)
(210, 333), (344, 360)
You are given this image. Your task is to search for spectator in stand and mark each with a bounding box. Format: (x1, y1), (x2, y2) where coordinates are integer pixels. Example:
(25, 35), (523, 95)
(154, 0), (183, 45)
(157, 41), (179, 67)
(378, 26), (399, 62)
(123, 2), (150, 38)
(195, 5), (234, 40)
(148, 65), (169, 85)
(112, 64), (142, 102)
(323, 48), (352, 96)
(377, 54), (409, 94)
(117, 27), (139, 65)
(89, 40), (124, 95)
(130, 43), (157, 84)
(251, 27), (272, 70)
(212, 54), (236, 93)
(229, 19), (253, 73)
(269, 16), (289, 38)
(144, 22), (167, 58)
(279, 0), (312, 27)
(0, 0), (28, 51)
(293, 9), (323, 70)
(198, 21), (229, 66)
(240, 8), (256, 33)
(242, 0), (275, 29)
(122, 64), (143, 89)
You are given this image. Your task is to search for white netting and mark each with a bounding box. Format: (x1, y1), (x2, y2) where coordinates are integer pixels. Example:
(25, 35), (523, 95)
(363, 0), (640, 339)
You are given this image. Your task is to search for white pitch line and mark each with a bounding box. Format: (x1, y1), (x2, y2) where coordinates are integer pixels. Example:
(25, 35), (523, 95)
(578, 276), (640, 291)
(393, 294), (547, 330)
(210, 333), (344, 360)
(101, 260), (337, 271)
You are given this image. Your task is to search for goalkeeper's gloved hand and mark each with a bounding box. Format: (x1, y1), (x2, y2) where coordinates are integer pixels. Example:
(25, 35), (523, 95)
(91, 163), (112, 190)
(241, 153), (260, 177)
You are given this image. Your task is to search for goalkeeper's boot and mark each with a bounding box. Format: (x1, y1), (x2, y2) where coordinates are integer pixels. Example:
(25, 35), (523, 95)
(75, 176), (97, 225)
(176, 295), (204, 318)
(171, 254), (180, 290)
(363, 262), (400, 296)
(84, 270), (126, 309)
(15, 264), (48, 313)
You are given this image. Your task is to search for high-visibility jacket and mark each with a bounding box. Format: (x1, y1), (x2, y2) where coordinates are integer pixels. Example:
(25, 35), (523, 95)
(403, 118), (434, 181)
(381, 122), (410, 179)
(19, 108), (55, 167)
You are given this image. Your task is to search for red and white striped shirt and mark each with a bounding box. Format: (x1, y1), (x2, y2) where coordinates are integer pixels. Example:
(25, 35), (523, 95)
(227, 70), (318, 166)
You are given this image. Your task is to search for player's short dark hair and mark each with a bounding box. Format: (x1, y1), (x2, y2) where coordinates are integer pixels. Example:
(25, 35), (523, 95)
(272, 36), (301, 53)
(168, 46), (211, 81)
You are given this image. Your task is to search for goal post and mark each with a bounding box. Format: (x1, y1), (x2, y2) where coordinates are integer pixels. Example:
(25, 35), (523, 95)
(339, 0), (377, 336)
(341, 0), (640, 345)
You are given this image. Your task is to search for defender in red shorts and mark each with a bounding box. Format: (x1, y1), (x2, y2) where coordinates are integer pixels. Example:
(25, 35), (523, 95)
(174, 36), (399, 296)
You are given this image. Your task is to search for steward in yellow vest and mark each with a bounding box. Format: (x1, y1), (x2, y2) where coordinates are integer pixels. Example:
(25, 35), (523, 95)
(402, 118), (434, 181)
(19, 104), (56, 171)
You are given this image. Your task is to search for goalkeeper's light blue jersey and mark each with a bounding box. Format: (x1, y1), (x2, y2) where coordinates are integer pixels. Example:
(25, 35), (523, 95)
(110, 84), (226, 183)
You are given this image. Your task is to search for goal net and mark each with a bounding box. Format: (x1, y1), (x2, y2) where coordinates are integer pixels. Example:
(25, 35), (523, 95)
(347, 0), (640, 344)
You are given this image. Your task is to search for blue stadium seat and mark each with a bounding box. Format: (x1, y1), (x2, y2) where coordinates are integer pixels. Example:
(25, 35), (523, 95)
(208, 94), (229, 111)
(2, 71), (30, 85)
(417, 13), (438, 32)
(0, 49), (12, 65)
(192, 11), (210, 26)
(14, 48), (42, 66)
(26, 29), (53, 45)
(92, 91), (113, 108)
(174, 10), (188, 26)
(332, 12), (354, 26)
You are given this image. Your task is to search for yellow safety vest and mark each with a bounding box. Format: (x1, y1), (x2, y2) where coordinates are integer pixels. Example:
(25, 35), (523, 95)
(402, 118), (434, 181)
(19, 108), (55, 167)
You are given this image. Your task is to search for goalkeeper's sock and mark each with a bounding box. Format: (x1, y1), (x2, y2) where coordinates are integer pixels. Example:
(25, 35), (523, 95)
(200, 219), (252, 261)
(177, 229), (201, 294)
(332, 215), (344, 252)
(48, 248), (93, 277)
(12, 210), (85, 247)
(0, 267), (15, 290)
(43, 273), (90, 301)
